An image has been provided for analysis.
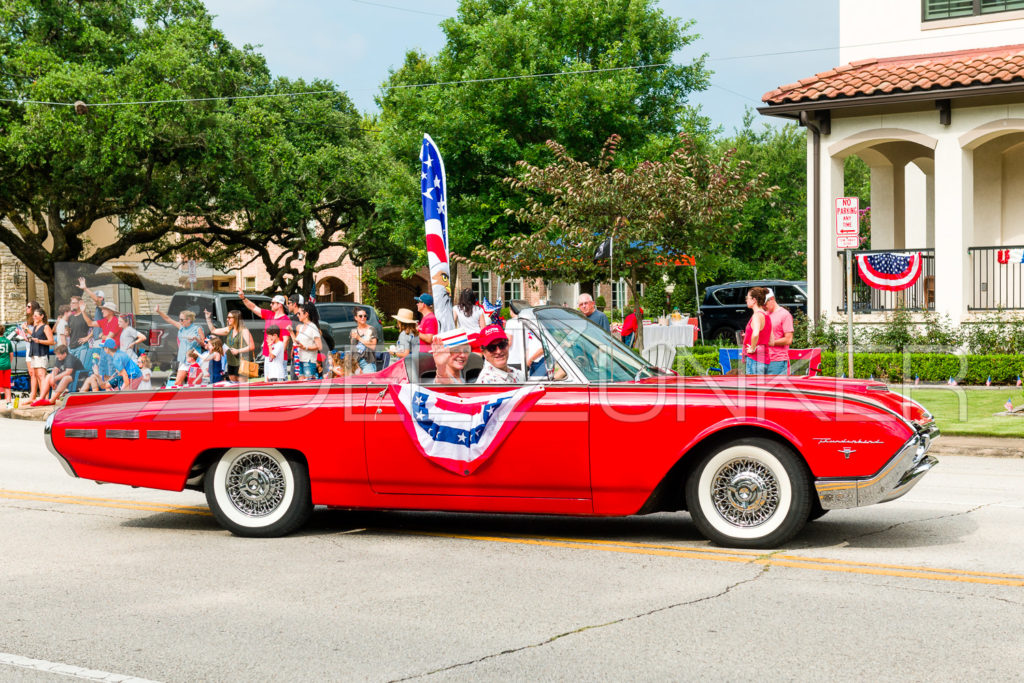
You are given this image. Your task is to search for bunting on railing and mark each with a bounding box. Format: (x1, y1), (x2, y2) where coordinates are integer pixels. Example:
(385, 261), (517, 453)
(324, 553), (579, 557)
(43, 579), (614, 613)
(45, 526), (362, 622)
(856, 252), (922, 291)
(997, 249), (1024, 265)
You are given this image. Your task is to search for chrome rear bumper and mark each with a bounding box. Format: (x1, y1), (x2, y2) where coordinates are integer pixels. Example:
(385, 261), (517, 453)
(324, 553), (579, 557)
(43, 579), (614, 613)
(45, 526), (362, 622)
(815, 423), (939, 510)
(44, 410), (78, 479)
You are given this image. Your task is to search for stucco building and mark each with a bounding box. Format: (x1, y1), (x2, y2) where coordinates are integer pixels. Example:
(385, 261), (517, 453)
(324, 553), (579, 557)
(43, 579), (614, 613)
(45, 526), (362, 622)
(760, 0), (1024, 324)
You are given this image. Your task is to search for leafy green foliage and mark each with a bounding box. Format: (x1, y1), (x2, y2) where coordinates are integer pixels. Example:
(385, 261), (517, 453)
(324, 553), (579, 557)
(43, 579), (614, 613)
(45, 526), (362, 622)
(169, 78), (403, 296)
(0, 0), (269, 302)
(471, 133), (770, 347)
(817, 352), (1024, 384)
(376, 0), (710, 258)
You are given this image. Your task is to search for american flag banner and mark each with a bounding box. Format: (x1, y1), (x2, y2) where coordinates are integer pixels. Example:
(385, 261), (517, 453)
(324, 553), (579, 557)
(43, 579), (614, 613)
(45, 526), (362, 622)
(388, 384), (545, 476)
(1006, 397), (1014, 412)
(856, 252), (922, 291)
(421, 134), (453, 333)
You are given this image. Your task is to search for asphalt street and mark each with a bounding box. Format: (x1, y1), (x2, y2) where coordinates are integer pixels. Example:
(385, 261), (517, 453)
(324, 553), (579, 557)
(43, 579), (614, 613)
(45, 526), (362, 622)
(1, 415), (1022, 682)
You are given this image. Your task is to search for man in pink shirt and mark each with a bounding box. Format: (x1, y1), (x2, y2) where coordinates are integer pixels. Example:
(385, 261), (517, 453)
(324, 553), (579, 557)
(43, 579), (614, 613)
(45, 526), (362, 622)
(765, 289), (794, 375)
(238, 290), (291, 357)
(415, 294), (438, 352)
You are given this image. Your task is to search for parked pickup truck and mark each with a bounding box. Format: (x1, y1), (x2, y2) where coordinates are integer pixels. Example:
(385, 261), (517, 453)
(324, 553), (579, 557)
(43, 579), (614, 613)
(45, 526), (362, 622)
(135, 292), (336, 369)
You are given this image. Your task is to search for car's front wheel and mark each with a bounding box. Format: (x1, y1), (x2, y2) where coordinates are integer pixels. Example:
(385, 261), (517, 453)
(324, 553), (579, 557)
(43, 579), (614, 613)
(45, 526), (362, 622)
(685, 438), (810, 548)
(204, 448), (312, 537)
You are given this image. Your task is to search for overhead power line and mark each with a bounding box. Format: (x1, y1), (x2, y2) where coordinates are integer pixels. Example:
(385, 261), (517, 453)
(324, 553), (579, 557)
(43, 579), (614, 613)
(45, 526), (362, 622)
(0, 62), (674, 108)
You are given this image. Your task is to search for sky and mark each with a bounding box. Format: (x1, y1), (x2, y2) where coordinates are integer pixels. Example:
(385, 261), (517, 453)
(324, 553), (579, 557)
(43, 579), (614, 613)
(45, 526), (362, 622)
(201, 0), (840, 134)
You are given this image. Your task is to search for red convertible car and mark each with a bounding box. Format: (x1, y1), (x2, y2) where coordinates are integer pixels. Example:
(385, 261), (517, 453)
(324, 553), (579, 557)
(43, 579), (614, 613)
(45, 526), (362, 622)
(44, 306), (938, 548)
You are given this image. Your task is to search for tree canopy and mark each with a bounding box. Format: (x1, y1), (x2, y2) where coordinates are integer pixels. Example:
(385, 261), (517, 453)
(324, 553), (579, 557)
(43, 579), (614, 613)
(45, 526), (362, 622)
(376, 0), (710, 259)
(155, 77), (403, 297)
(0, 0), (270, 303)
(473, 133), (772, 348)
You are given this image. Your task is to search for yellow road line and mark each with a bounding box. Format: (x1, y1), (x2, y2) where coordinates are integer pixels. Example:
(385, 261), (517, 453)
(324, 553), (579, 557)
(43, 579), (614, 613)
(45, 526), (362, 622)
(405, 531), (1024, 587)
(0, 489), (212, 516)
(3, 489), (1021, 586)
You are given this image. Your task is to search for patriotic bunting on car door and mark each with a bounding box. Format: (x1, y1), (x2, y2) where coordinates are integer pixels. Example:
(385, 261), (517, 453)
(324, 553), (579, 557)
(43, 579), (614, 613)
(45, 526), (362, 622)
(389, 384), (545, 476)
(855, 252), (923, 291)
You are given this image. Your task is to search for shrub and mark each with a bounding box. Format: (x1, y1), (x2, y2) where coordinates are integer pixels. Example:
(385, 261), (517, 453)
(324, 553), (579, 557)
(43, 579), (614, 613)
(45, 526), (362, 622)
(818, 352), (1024, 384)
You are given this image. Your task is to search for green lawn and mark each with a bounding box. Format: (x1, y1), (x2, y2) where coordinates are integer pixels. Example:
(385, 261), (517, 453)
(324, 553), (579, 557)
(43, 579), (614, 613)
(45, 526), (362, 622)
(902, 388), (1024, 438)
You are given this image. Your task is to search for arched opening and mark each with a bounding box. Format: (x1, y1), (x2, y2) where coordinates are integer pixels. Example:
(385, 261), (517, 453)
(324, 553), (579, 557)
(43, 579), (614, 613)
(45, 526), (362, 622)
(315, 276), (353, 303)
(376, 266), (428, 318)
(829, 129), (938, 313)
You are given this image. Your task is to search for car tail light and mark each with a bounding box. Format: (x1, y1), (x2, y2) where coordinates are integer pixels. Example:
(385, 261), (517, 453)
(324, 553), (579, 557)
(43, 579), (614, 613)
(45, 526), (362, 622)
(149, 329), (164, 346)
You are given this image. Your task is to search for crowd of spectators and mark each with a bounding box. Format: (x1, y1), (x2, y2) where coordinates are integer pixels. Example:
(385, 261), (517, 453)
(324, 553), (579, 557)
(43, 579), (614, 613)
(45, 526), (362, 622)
(1, 278), (800, 407)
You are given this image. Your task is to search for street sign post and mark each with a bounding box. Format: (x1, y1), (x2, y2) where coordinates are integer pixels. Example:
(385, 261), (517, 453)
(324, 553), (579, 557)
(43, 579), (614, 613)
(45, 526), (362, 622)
(835, 198), (860, 379)
(187, 259), (197, 290)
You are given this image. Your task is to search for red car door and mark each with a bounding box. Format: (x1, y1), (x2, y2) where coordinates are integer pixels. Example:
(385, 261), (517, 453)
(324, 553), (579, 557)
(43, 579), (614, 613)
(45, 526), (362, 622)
(363, 381), (592, 508)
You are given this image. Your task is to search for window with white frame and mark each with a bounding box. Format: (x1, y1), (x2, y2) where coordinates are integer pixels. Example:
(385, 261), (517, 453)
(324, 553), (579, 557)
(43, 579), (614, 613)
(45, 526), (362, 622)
(611, 280), (627, 311)
(503, 279), (521, 302)
(924, 0), (1024, 21)
(610, 280), (643, 312)
(117, 283), (133, 315)
(471, 271), (491, 302)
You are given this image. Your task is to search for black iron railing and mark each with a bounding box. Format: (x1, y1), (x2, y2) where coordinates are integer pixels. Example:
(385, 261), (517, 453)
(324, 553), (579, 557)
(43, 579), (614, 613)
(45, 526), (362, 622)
(837, 248), (936, 313)
(968, 245), (1024, 311)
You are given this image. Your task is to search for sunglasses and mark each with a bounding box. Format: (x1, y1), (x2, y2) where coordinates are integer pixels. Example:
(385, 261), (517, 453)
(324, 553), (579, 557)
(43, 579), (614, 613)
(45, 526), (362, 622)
(484, 339), (509, 353)
(355, 314), (366, 319)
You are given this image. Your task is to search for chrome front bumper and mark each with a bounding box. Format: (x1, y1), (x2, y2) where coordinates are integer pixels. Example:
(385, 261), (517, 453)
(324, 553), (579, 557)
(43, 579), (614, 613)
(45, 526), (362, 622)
(815, 423), (939, 510)
(44, 410), (78, 479)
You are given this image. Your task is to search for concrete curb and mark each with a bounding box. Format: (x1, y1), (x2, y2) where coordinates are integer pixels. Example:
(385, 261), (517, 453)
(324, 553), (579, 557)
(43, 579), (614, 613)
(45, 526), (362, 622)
(1, 406), (57, 421)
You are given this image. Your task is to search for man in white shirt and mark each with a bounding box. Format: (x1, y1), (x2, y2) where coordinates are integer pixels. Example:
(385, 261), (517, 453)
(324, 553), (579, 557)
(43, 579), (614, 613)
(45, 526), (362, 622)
(476, 325), (523, 384)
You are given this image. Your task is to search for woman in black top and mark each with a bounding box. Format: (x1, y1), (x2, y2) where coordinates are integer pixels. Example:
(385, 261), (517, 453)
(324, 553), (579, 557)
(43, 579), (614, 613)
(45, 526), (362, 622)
(22, 308), (54, 405)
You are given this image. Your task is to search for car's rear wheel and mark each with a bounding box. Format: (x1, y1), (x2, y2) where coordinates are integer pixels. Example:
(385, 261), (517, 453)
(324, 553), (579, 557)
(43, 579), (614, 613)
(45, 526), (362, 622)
(685, 438), (810, 548)
(204, 447), (312, 537)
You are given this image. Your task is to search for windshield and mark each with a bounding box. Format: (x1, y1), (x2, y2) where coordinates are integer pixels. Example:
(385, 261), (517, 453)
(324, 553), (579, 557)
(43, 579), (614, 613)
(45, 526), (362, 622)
(534, 307), (662, 382)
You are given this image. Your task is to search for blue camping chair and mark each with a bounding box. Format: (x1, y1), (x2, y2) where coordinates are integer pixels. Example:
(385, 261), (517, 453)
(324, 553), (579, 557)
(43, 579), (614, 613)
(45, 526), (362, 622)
(708, 348), (742, 375)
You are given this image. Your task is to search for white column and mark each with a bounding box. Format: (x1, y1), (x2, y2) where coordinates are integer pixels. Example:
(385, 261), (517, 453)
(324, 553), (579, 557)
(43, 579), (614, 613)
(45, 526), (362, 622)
(820, 155), (845, 320)
(925, 167), (935, 249)
(869, 164), (894, 250)
(933, 136), (972, 323)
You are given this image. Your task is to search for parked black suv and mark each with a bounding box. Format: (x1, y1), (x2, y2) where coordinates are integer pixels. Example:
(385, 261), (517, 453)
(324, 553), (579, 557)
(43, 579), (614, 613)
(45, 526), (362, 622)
(700, 280), (807, 343)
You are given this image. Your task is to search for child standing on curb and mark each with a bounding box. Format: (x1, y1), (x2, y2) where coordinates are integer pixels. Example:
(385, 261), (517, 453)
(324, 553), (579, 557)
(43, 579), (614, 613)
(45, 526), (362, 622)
(0, 331), (12, 408)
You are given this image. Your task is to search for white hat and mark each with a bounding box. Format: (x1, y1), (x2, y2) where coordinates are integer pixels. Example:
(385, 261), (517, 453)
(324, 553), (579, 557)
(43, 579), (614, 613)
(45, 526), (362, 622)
(101, 301), (118, 313)
(765, 288), (776, 300)
(272, 295), (287, 306)
(94, 290), (105, 300)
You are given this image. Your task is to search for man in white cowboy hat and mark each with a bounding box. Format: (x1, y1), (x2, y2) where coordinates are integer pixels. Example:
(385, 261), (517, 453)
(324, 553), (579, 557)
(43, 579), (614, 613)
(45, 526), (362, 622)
(238, 289), (292, 359)
(392, 308), (419, 359)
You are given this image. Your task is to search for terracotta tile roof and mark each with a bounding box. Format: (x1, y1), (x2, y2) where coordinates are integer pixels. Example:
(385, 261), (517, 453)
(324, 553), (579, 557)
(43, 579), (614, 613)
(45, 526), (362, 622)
(762, 44), (1024, 105)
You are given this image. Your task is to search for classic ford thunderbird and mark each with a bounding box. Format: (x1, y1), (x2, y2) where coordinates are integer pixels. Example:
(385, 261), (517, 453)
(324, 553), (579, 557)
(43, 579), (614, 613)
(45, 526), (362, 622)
(44, 306), (938, 548)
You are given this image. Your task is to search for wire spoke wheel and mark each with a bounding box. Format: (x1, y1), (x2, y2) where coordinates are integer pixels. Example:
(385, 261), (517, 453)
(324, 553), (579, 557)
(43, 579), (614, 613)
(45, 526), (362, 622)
(710, 458), (780, 528)
(205, 447), (312, 537)
(686, 438), (810, 548)
(225, 451), (287, 517)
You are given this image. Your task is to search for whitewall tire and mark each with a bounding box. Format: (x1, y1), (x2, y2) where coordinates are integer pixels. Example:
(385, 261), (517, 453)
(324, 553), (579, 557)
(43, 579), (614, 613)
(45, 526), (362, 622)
(205, 447), (312, 537)
(685, 438), (810, 549)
